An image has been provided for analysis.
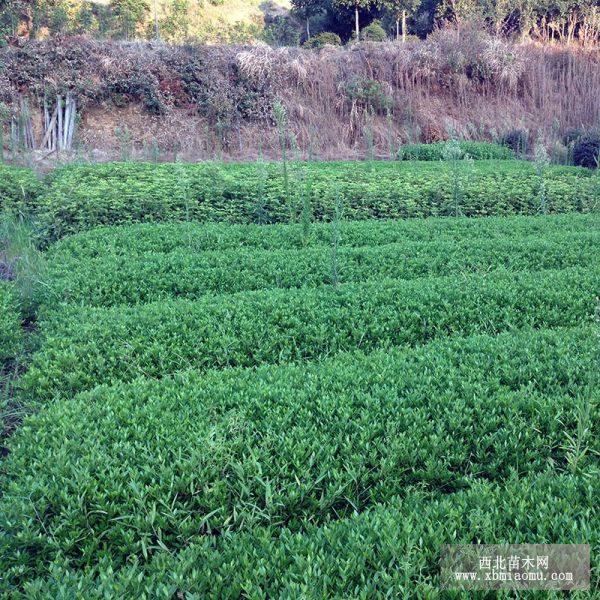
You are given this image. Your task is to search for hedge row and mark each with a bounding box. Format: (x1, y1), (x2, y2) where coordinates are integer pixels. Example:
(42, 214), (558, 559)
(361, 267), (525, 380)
(44, 232), (600, 308)
(46, 212), (600, 261)
(0, 282), (22, 362)
(37, 160), (598, 239)
(23, 266), (599, 401)
(399, 140), (515, 160)
(0, 164), (44, 215)
(12, 472), (597, 598)
(2, 327), (598, 585)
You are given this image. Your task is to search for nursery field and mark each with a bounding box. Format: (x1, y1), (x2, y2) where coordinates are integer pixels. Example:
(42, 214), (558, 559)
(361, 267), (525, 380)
(1, 159), (598, 241)
(0, 159), (599, 596)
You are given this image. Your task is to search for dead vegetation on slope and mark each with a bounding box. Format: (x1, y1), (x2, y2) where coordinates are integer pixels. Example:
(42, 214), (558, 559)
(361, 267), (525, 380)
(1, 25), (599, 161)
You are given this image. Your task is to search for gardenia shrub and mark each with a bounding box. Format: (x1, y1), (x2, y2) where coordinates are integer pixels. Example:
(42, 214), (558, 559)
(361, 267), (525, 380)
(22, 265), (600, 400)
(43, 229), (600, 308)
(34, 161), (598, 240)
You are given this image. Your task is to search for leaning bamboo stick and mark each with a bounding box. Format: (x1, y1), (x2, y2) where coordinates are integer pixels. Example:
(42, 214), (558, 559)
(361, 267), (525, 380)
(25, 98), (35, 149)
(40, 106), (58, 150)
(26, 119), (33, 149)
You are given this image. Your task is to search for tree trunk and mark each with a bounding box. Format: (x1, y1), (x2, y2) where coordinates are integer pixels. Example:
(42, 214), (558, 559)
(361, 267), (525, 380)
(396, 18), (399, 40)
(402, 10), (407, 43)
(355, 5), (360, 41)
(306, 16), (310, 39)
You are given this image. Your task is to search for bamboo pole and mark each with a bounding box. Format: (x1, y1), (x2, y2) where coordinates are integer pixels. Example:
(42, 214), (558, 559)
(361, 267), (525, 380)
(57, 95), (63, 151)
(67, 97), (76, 149)
(44, 97), (49, 138)
(51, 115), (56, 151)
(63, 93), (71, 150)
(24, 98), (35, 149)
(40, 106), (58, 150)
(10, 118), (17, 150)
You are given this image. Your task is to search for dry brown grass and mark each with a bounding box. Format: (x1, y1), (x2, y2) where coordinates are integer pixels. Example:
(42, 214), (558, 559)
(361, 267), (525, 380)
(2, 27), (599, 162)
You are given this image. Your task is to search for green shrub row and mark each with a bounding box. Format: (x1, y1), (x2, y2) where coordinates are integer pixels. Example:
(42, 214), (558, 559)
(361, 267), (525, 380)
(0, 164), (44, 215)
(22, 266), (599, 400)
(399, 140), (515, 160)
(47, 212), (600, 261)
(2, 327), (597, 585)
(37, 160), (598, 239)
(0, 282), (22, 362)
(44, 231), (600, 308)
(13, 472), (597, 598)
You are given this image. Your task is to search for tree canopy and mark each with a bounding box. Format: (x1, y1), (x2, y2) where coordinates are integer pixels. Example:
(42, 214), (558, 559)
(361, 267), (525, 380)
(1, 0), (598, 44)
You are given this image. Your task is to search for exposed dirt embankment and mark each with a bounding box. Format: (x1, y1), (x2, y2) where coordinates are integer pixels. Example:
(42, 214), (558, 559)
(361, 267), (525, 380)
(1, 30), (599, 161)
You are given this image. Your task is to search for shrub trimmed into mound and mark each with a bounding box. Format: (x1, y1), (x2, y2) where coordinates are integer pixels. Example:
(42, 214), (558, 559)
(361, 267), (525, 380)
(36, 160), (596, 240)
(3, 327), (598, 580)
(13, 472), (597, 597)
(1, 327), (597, 588)
(399, 141), (514, 160)
(22, 266), (599, 401)
(573, 132), (600, 168)
(43, 231), (600, 308)
(304, 32), (342, 48)
(46, 213), (600, 260)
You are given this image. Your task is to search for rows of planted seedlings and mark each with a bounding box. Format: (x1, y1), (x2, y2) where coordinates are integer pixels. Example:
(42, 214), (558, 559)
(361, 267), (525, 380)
(46, 212), (600, 260)
(22, 266), (600, 401)
(1, 186), (598, 596)
(41, 230), (600, 307)
(36, 160), (598, 239)
(1, 326), (598, 590)
(7, 471), (597, 597)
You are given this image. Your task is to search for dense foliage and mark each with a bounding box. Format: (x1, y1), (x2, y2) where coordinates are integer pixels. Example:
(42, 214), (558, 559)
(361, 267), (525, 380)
(0, 282), (22, 361)
(2, 326), (598, 590)
(22, 265), (599, 401)
(399, 141), (514, 160)
(35, 160), (598, 240)
(0, 164), (44, 215)
(7, 472), (598, 596)
(0, 148), (598, 596)
(46, 212), (600, 258)
(2, 0), (598, 44)
(43, 230), (600, 307)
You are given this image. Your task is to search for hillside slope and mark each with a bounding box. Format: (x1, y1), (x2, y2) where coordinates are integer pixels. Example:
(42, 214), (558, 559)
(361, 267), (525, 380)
(1, 29), (599, 162)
